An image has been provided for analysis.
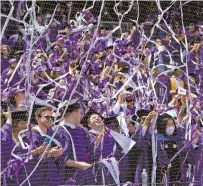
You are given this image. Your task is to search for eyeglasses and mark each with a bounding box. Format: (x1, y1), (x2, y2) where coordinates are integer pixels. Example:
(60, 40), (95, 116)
(41, 116), (54, 121)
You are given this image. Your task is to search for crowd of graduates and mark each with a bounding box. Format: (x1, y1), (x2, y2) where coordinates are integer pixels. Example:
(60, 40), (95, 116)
(1, 3), (203, 186)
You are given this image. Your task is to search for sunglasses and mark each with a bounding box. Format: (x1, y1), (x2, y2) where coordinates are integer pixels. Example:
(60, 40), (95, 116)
(41, 116), (54, 121)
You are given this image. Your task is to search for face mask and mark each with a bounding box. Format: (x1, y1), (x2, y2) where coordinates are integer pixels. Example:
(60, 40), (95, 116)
(157, 45), (165, 52)
(166, 127), (175, 136)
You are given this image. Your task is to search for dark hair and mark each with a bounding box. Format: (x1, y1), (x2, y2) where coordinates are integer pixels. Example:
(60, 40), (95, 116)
(87, 113), (99, 125)
(156, 113), (177, 136)
(129, 115), (138, 126)
(81, 108), (103, 128)
(63, 102), (81, 114)
(129, 109), (150, 125)
(136, 109), (150, 118)
(11, 110), (28, 126)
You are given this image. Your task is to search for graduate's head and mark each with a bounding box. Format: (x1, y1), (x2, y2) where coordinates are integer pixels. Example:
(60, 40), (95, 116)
(157, 113), (176, 136)
(125, 87), (134, 106)
(36, 14), (43, 25)
(188, 23), (195, 32)
(155, 37), (163, 46)
(57, 45), (63, 56)
(35, 107), (53, 128)
(65, 24), (71, 35)
(9, 58), (17, 69)
(14, 88), (25, 109)
(100, 25), (107, 36)
(88, 113), (104, 130)
(57, 37), (65, 47)
(128, 122), (135, 134)
(1, 45), (10, 56)
(128, 115), (137, 135)
(173, 68), (182, 77)
(173, 21), (180, 29)
(37, 52), (47, 62)
(63, 102), (82, 125)
(12, 110), (28, 131)
(11, 110), (28, 143)
(153, 67), (159, 77)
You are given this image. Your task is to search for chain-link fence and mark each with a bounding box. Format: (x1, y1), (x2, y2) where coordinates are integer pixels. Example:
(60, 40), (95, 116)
(1, 0), (203, 186)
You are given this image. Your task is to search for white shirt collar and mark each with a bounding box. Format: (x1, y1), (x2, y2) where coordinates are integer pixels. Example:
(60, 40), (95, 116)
(61, 120), (76, 129)
(89, 129), (103, 135)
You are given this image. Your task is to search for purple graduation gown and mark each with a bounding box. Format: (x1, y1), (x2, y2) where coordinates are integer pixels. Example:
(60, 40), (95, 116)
(1, 123), (13, 173)
(88, 129), (126, 185)
(15, 128), (64, 186)
(127, 125), (180, 185)
(186, 51), (197, 74)
(1, 56), (10, 74)
(187, 130), (203, 186)
(155, 74), (171, 104)
(49, 25), (59, 43)
(35, 34), (47, 51)
(155, 128), (186, 184)
(126, 126), (150, 185)
(199, 43), (203, 66)
(88, 130), (117, 185)
(57, 125), (95, 185)
(2, 68), (22, 90)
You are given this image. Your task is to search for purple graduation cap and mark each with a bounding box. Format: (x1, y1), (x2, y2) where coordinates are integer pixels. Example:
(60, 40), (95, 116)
(8, 87), (24, 98)
(56, 36), (65, 44)
(13, 87), (25, 95)
(1, 35), (8, 45)
(8, 58), (17, 64)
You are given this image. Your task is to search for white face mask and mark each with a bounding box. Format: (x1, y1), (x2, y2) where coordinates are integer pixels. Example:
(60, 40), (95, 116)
(157, 45), (165, 52)
(166, 127), (175, 136)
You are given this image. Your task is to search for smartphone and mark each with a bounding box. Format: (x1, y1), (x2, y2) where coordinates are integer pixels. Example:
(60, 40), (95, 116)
(44, 137), (57, 147)
(44, 137), (51, 145)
